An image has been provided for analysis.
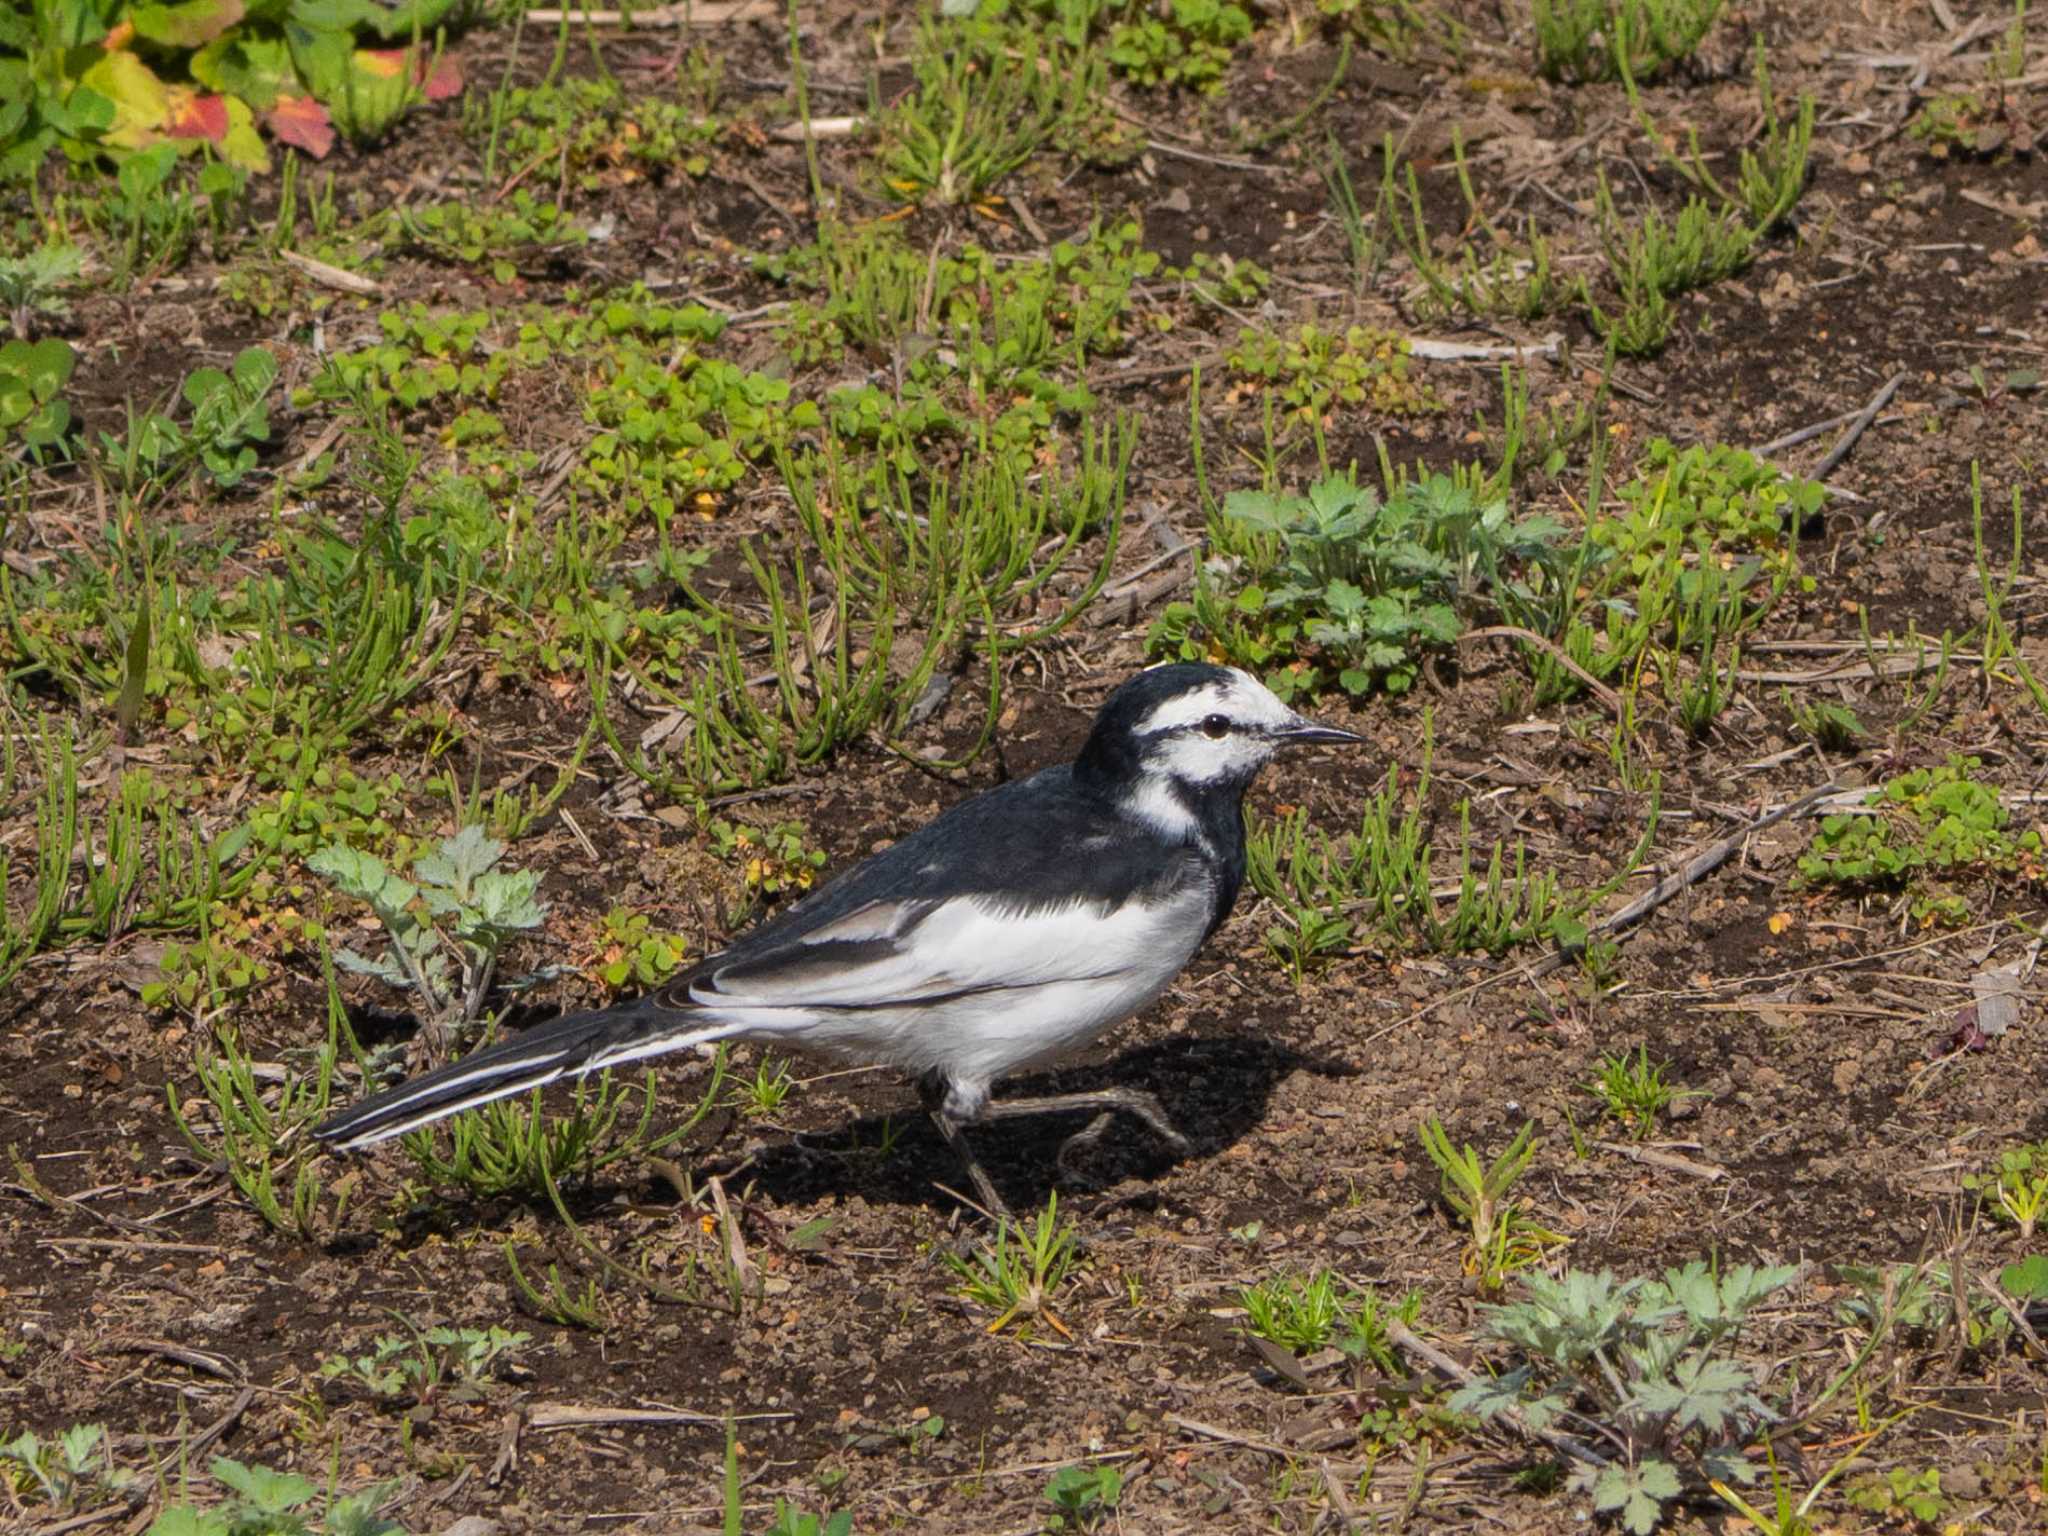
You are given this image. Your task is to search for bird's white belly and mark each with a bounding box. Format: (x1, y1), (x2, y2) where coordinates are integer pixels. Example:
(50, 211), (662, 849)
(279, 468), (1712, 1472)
(737, 883), (1213, 1086)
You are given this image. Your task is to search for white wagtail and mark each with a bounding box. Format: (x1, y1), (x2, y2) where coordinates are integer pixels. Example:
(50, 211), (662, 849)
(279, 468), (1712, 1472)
(315, 663), (1363, 1210)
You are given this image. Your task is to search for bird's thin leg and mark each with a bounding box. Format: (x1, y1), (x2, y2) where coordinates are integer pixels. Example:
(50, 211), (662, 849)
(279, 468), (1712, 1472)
(928, 1110), (1010, 1218)
(980, 1087), (1193, 1157)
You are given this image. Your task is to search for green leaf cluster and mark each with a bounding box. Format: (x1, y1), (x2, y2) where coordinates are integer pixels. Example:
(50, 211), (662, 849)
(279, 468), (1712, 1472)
(1452, 1259), (1799, 1533)
(145, 1456), (402, 1536)
(1152, 472), (1566, 698)
(0, 335), (74, 453)
(1797, 756), (2043, 902)
(1227, 323), (1439, 423)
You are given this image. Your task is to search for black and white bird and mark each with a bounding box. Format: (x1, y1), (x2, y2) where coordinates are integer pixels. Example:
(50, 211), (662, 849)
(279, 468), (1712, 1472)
(315, 664), (1363, 1210)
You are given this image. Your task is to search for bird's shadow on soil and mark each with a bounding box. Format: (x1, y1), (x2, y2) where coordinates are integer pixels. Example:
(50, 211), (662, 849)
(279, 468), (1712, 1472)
(722, 1032), (1351, 1216)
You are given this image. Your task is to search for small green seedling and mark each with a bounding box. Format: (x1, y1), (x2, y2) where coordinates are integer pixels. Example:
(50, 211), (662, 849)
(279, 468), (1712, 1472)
(761, 1500), (853, 1536)
(943, 1191), (1079, 1337)
(1584, 1045), (1705, 1139)
(318, 1322), (529, 1403)
(1964, 1141), (2048, 1241)
(144, 1455), (400, 1536)
(1787, 695), (1864, 752)
(593, 906), (690, 992)
(730, 1056), (796, 1118)
(1417, 1118), (1567, 1290)
(1044, 1462), (1122, 1531)
(181, 345), (279, 487)
(1239, 1269), (1415, 1367)
(0, 242), (81, 338)
(1847, 1466), (1944, 1524)
(1240, 1269), (1351, 1352)
(0, 1424), (135, 1514)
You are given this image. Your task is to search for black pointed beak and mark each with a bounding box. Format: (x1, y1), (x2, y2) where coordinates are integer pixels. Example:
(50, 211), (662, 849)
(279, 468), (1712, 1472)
(1275, 717), (1365, 746)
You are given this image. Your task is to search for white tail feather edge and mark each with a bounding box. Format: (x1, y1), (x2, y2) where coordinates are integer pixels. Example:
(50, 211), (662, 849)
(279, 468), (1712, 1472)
(321, 1019), (746, 1151)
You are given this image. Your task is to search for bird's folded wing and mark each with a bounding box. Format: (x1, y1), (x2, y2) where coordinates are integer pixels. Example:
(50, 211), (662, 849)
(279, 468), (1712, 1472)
(695, 893), (1161, 1010)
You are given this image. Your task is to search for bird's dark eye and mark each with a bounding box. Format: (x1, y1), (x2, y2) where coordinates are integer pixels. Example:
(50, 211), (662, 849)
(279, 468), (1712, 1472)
(1200, 714), (1231, 739)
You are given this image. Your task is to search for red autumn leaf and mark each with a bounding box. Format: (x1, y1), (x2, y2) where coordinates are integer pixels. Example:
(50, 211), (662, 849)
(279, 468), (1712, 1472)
(420, 53), (462, 100)
(165, 91), (230, 143)
(358, 47), (464, 101)
(266, 95), (334, 159)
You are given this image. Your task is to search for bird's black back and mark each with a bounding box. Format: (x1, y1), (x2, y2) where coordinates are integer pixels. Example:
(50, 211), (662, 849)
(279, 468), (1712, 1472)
(651, 665), (1258, 1006)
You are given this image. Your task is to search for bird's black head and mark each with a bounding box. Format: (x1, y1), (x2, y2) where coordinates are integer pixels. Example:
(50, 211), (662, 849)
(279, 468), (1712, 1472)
(1075, 664), (1363, 835)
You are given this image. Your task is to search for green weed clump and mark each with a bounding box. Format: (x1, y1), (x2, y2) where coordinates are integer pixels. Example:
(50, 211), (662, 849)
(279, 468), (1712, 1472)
(1246, 723), (1587, 972)
(0, 336), (75, 456)
(469, 67), (725, 187)
(396, 194), (587, 283)
(590, 907), (691, 993)
(944, 1192), (1080, 1337)
(1594, 439), (1816, 604)
(0, 240), (81, 338)
(1505, 437), (1819, 709)
(1963, 1140), (2048, 1241)
(1452, 1260), (1800, 1534)
(1797, 756), (2043, 923)
(1043, 1462), (1122, 1531)
(1584, 1045), (1704, 1139)
(871, 18), (1112, 206)
(317, 1322), (529, 1403)
(1533, 0), (1726, 85)
(0, 1424), (136, 1516)
(1240, 1269), (1418, 1363)
(1151, 471), (1566, 698)
(1106, 0), (1254, 92)
(1227, 324), (1439, 425)
(765, 220), (1153, 468)
(146, 1456), (404, 1535)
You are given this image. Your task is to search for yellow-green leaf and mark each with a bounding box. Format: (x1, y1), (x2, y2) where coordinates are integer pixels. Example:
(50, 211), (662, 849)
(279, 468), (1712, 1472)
(79, 50), (170, 146)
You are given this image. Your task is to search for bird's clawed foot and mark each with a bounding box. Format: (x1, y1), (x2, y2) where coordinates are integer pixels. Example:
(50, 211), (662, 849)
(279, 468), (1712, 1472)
(985, 1085), (1194, 1158)
(920, 1076), (1193, 1219)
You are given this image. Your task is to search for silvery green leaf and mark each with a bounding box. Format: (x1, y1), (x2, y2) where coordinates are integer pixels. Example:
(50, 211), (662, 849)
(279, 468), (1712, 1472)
(1321, 578), (1367, 619)
(309, 845), (392, 904)
(1448, 1365), (1531, 1421)
(1626, 1352), (1763, 1435)
(1222, 488), (1294, 532)
(334, 948), (414, 988)
(1699, 1445), (1759, 1487)
(416, 824), (505, 894)
(471, 870), (546, 929)
(1592, 1459), (1680, 1536)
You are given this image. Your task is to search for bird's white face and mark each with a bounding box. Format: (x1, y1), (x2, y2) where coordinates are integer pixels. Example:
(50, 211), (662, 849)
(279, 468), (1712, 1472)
(1132, 667), (1311, 787)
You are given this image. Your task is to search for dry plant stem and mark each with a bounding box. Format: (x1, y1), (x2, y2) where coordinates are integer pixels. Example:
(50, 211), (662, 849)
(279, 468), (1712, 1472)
(1459, 625), (1627, 716)
(1595, 1140), (1725, 1180)
(524, 0), (774, 24)
(1526, 782), (1842, 981)
(530, 1403), (794, 1432)
(1809, 370), (1907, 480)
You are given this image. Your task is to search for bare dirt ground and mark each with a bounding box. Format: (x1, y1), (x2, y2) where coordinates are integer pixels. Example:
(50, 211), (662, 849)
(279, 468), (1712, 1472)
(5, 2), (2048, 1533)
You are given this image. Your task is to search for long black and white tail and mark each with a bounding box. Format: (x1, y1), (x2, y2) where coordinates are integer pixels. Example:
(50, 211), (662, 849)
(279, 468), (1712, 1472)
(313, 1003), (743, 1151)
